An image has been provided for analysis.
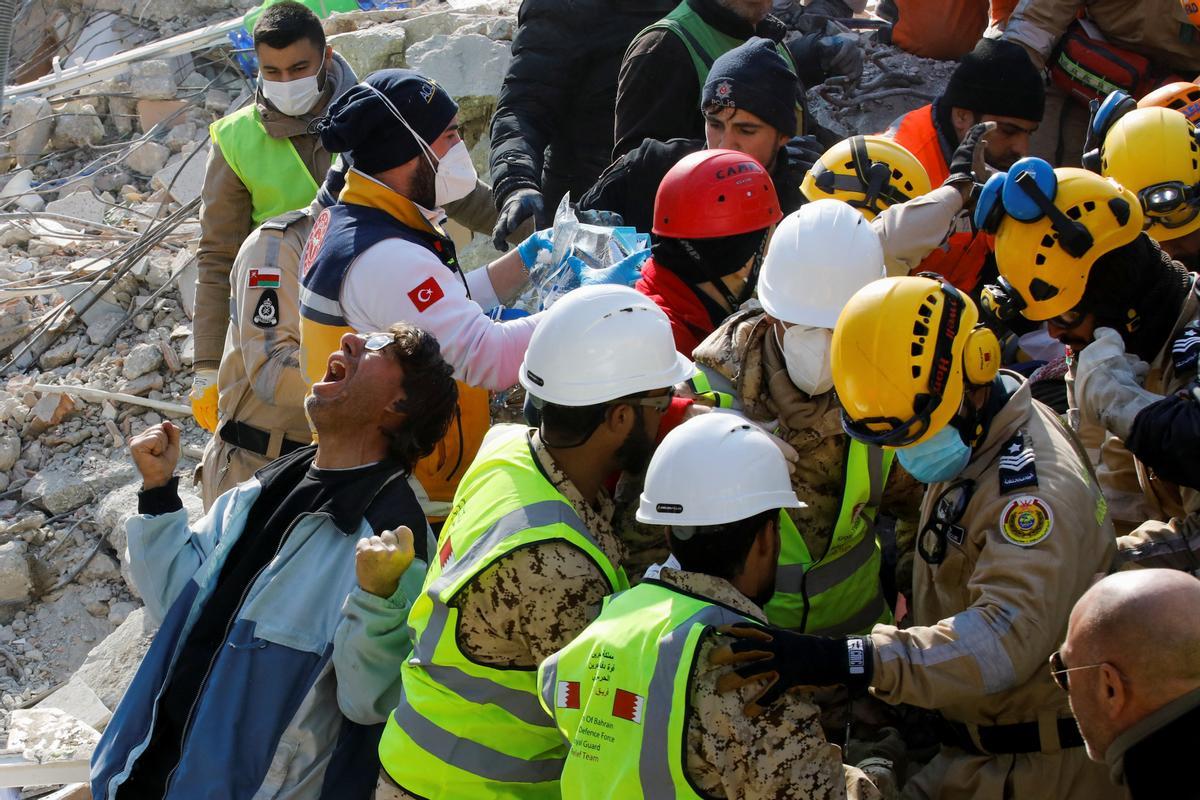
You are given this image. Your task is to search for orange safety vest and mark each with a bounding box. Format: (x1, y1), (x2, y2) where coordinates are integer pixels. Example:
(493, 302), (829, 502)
(887, 104), (994, 293)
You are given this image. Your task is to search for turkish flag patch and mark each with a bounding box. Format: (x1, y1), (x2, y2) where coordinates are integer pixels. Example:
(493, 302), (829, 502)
(408, 276), (444, 312)
(612, 689), (644, 724)
(556, 680), (581, 710)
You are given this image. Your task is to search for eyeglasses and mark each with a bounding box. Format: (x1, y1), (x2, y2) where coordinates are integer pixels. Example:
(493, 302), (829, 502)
(917, 479), (974, 564)
(608, 388), (675, 413)
(1047, 308), (1087, 331)
(363, 332), (397, 352)
(1048, 650), (1109, 692)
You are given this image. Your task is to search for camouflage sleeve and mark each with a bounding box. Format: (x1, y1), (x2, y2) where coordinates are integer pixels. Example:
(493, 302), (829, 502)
(452, 540), (612, 668)
(686, 634), (851, 800)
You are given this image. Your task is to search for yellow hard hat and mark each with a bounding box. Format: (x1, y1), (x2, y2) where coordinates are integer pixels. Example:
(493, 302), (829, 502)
(832, 275), (1000, 448)
(1101, 106), (1200, 242)
(993, 167), (1142, 321)
(801, 135), (932, 220)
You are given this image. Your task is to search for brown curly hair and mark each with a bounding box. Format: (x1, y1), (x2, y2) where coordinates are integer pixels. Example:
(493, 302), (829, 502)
(381, 323), (458, 474)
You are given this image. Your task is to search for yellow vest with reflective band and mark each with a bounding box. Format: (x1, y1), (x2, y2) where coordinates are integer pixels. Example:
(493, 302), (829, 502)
(209, 105), (319, 227)
(379, 426), (630, 799)
(537, 580), (751, 799)
(765, 440), (894, 634)
(632, 1), (804, 135)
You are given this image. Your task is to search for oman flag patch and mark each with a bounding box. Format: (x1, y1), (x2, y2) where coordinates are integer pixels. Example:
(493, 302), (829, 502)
(556, 680), (581, 710)
(248, 268), (281, 289)
(612, 689), (644, 724)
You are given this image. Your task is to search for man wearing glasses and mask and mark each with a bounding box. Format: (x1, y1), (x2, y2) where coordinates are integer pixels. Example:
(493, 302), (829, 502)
(710, 275), (1120, 799)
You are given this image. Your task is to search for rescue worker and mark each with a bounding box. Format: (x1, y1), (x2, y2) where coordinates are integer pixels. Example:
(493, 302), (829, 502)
(193, 2), (357, 433)
(613, 0), (841, 158)
(713, 275), (1121, 799)
(636, 148), (782, 355)
(689, 199), (920, 633)
(197, 207), (313, 508)
(298, 70), (552, 520)
(580, 36), (822, 235)
(374, 285), (694, 800)
(984, 162), (1200, 565)
(539, 412), (883, 799)
(883, 37), (1044, 292)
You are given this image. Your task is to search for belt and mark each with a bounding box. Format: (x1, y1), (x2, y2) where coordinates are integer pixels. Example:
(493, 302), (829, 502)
(219, 420), (308, 459)
(940, 716), (1085, 755)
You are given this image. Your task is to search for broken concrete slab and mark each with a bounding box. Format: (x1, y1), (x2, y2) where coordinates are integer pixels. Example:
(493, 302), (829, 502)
(6, 707), (102, 764)
(330, 25), (408, 77)
(125, 140), (171, 175)
(36, 677), (113, 732)
(405, 33), (510, 101)
(175, 250), (198, 318)
(129, 59), (178, 100)
(136, 99), (191, 133)
(51, 102), (106, 150)
(0, 540), (33, 606)
(45, 191), (108, 225)
(66, 607), (155, 710)
(122, 342), (163, 379)
(6, 96), (54, 169)
(22, 469), (95, 514)
(56, 282), (126, 346)
(151, 145), (209, 204)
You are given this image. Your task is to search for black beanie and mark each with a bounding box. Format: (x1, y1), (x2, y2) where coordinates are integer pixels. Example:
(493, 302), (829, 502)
(702, 37), (798, 136)
(942, 39), (1045, 122)
(1082, 233), (1193, 361)
(315, 69), (458, 175)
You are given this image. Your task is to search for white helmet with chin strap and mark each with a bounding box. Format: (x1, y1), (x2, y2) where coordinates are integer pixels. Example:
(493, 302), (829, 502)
(519, 285), (694, 407)
(637, 411), (804, 530)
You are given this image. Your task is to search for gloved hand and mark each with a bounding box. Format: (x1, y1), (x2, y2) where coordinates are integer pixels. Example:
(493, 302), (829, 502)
(944, 121), (996, 205)
(564, 248), (650, 287)
(710, 625), (873, 716)
(1074, 327), (1159, 439)
(784, 134), (824, 180)
(493, 188), (549, 251)
(189, 369), (219, 433)
(575, 208), (624, 227)
(516, 229), (555, 271)
(817, 33), (863, 83)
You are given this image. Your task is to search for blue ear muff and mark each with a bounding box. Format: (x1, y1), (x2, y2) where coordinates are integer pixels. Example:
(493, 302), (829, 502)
(1091, 89), (1136, 141)
(1002, 157), (1057, 222)
(975, 172), (1007, 232)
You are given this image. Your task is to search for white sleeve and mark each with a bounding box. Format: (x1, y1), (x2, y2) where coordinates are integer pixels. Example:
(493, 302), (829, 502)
(341, 239), (540, 391)
(464, 264), (501, 313)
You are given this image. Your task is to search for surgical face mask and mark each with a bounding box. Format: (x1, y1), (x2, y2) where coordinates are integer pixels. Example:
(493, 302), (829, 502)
(363, 84), (477, 207)
(779, 325), (834, 397)
(261, 53), (325, 117)
(896, 424), (972, 484)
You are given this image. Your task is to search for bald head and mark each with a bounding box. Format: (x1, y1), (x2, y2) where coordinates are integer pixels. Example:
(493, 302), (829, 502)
(1068, 570), (1200, 692)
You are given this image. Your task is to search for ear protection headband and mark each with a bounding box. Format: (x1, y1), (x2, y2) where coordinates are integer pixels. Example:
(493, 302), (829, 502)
(1081, 89), (1138, 173)
(812, 136), (918, 213)
(973, 156), (1097, 258)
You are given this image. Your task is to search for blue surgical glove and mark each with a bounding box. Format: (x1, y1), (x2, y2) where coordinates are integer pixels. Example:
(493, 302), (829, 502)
(564, 249), (650, 287)
(516, 229), (554, 269)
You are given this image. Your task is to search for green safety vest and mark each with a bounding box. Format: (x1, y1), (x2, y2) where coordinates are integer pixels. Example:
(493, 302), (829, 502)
(379, 427), (629, 799)
(537, 580), (751, 799)
(209, 104), (320, 227)
(766, 440), (894, 634)
(633, 0), (804, 135)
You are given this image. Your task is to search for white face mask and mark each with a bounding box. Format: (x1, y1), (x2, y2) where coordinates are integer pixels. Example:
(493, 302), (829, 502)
(779, 324), (835, 397)
(261, 52), (325, 117)
(362, 84), (477, 207)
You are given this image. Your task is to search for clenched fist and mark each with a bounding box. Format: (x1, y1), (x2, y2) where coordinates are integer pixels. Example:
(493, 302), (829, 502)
(356, 527), (416, 598)
(130, 421), (181, 490)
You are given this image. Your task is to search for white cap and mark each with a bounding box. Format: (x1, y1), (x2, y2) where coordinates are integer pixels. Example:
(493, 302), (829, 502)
(758, 199), (886, 328)
(519, 285), (694, 406)
(637, 411), (804, 528)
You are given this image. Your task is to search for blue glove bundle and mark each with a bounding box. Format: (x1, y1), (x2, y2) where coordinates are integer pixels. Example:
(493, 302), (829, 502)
(564, 248), (650, 287)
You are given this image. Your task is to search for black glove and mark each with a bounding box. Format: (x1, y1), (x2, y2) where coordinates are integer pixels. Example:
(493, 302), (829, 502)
(492, 188), (549, 251)
(710, 624), (873, 716)
(785, 134), (824, 174)
(575, 208), (624, 227)
(944, 121), (995, 208)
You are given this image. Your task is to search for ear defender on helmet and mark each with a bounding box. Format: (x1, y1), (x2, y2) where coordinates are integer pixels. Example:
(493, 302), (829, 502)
(962, 326), (1001, 386)
(1083, 90), (1137, 173)
(975, 157), (1103, 259)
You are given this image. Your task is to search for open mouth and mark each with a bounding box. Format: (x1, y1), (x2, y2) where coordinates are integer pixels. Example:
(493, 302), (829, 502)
(313, 352), (351, 397)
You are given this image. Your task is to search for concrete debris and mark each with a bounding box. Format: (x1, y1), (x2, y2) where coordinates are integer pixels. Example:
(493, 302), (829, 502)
(45, 191), (110, 225)
(51, 102), (106, 150)
(122, 342), (163, 380)
(126, 141), (172, 176)
(330, 25), (409, 77)
(5, 97), (55, 169)
(23, 469), (95, 514)
(129, 60), (180, 101)
(6, 707), (101, 763)
(405, 33), (511, 101)
(0, 541), (33, 607)
(151, 145), (210, 204)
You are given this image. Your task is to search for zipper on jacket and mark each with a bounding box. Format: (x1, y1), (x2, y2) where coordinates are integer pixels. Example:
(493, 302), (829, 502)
(159, 512), (329, 798)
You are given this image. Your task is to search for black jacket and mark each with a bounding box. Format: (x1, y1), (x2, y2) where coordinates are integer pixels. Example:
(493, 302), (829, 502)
(1110, 687), (1200, 798)
(577, 136), (808, 234)
(488, 0), (676, 211)
(612, 0), (824, 159)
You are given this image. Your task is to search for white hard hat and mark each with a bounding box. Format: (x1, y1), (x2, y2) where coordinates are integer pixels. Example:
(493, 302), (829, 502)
(758, 198), (886, 329)
(637, 411), (803, 527)
(519, 285), (694, 406)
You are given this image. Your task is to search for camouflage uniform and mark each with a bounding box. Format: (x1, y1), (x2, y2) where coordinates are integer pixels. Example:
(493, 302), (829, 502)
(691, 309), (923, 589)
(382, 431), (624, 800)
(657, 567), (882, 800)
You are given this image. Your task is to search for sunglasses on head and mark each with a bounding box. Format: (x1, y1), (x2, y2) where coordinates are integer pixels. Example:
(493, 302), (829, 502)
(363, 332), (397, 352)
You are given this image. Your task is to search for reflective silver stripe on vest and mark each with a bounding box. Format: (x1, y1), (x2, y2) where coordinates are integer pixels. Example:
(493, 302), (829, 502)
(298, 284), (346, 325)
(805, 588), (887, 637)
(539, 650), (563, 718)
(775, 527), (878, 596)
(639, 605), (746, 798)
(404, 500), (600, 732)
(394, 687), (565, 785)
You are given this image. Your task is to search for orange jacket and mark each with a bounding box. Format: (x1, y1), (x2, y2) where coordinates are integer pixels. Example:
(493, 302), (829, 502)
(886, 104), (994, 293)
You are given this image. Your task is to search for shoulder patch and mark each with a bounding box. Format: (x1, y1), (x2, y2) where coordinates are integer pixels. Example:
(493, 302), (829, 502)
(999, 496), (1053, 547)
(248, 267), (280, 289)
(252, 289), (280, 328)
(1171, 321), (1200, 374)
(301, 208), (332, 279)
(408, 276), (444, 312)
(997, 431), (1038, 493)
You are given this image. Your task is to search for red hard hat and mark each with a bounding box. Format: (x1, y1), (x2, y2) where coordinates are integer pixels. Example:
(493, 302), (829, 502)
(652, 149), (783, 239)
